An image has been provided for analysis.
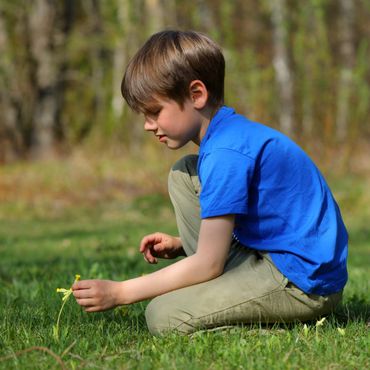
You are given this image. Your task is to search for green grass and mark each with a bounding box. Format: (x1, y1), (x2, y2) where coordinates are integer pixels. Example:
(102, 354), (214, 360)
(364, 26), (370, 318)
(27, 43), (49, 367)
(0, 189), (369, 370)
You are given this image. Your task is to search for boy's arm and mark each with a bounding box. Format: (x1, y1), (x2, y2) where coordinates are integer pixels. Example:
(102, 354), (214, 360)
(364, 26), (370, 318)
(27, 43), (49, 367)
(73, 215), (235, 311)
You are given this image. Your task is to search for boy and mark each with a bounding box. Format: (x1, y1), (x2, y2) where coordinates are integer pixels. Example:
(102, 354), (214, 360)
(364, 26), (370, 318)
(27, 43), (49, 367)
(72, 30), (348, 335)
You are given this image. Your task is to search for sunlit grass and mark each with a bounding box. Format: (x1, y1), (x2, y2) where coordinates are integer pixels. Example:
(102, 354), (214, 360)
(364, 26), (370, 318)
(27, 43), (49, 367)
(0, 156), (369, 369)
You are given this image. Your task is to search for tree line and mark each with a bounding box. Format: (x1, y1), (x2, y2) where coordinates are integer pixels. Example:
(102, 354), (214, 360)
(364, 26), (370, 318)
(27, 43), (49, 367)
(0, 0), (369, 162)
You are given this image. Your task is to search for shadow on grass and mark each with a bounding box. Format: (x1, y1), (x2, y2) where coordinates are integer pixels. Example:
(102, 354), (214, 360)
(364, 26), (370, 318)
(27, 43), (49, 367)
(282, 295), (370, 327)
(334, 295), (370, 324)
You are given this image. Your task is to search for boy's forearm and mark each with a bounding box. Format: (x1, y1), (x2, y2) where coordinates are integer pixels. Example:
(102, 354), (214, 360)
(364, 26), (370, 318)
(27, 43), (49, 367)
(117, 254), (221, 305)
(117, 217), (234, 306)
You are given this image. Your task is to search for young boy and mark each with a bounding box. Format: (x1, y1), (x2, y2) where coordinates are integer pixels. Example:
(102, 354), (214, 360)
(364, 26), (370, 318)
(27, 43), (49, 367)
(72, 30), (348, 335)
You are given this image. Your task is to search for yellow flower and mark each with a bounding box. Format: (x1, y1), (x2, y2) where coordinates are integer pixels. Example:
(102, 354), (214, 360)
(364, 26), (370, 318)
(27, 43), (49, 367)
(315, 317), (326, 327)
(54, 274), (81, 341)
(56, 286), (72, 302)
(337, 328), (346, 336)
(56, 288), (69, 293)
(303, 323), (309, 336)
(56, 275), (81, 302)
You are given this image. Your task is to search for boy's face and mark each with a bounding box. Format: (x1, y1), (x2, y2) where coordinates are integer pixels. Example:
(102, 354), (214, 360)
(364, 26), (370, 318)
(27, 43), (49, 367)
(143, 97), (206, 149)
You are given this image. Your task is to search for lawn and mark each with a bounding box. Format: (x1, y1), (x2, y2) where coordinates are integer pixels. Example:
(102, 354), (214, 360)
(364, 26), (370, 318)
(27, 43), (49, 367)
(0, 161), (369, 369)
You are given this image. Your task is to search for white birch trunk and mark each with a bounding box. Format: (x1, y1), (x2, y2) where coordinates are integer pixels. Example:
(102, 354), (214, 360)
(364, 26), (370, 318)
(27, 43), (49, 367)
(0, 12), (21, 162)
(300, 4), (315, 137)
(83, 0), (105, 126)
(336, 0), (355, 141)
(112, 0), (131, 120)
(145, 0), (164, 34)
(270, 0), (294, 135)
(29, 0), (59, 159)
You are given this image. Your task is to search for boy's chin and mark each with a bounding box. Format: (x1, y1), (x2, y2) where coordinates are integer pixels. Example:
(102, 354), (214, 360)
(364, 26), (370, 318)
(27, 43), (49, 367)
(164, 140), (187, 150)
(166, 144), (183, 150)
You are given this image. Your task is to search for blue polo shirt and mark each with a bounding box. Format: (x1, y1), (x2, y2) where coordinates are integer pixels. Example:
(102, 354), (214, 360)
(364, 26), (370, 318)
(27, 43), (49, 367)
(198, 106), (348, 295)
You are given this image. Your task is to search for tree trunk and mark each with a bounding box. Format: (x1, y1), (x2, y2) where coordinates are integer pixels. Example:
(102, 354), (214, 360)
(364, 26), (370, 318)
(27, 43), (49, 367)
(28, 0), (60, 159)
(82, 0), (106, 136)
(270, 0), (294, 135)
(336, 0), (355, 141)
(145, 0), (164, 34)
(0, 9), (22, 162)
(112, 0), (131, 121)
(297, 3), (315, 138)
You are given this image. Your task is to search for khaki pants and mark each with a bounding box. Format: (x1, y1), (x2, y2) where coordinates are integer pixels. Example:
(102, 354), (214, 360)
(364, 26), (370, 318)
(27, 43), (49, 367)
(145, 155), (342, 335)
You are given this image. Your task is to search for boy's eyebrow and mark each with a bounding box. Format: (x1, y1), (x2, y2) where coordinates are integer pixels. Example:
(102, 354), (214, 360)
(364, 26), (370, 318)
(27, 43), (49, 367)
(142, 102), (162, 114)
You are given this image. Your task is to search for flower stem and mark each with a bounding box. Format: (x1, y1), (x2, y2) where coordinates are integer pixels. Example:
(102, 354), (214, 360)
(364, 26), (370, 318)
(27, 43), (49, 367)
(54, 291), (71, 341)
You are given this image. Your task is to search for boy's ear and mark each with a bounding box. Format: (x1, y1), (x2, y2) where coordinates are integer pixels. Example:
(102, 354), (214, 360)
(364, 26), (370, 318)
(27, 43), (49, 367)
(189, 80), (208, 109)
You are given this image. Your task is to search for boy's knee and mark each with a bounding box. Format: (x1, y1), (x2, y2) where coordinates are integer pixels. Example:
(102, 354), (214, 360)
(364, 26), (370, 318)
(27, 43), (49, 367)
(171, 154), (198, 175)
(145, 296), (194, 336)
(145, 297), (177, 336)
(168, 155), (199, 195)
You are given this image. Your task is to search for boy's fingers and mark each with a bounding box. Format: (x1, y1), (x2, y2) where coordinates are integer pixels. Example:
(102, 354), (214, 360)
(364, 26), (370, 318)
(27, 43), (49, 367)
(75, 298), (95, 307)
(143, 250), (157, 264)
(139, 236), (154, 252)
(73, 289), (93, 299)
(153, 242), (165, 252)
(143, 254), (150, 263)
(139, 233), (164, 252)
(72, 280), (93, 290)
(84, 306), (102, 312)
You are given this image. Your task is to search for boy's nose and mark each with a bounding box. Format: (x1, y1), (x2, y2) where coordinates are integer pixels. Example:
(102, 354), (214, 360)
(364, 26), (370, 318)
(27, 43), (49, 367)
(144, 119), (157, 132)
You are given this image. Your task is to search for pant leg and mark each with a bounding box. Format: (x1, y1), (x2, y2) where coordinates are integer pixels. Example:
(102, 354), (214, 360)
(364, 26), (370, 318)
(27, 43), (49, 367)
(146, 245), (342, 335)
(168, 154), (200, 256)
(148, 155), (343, 335)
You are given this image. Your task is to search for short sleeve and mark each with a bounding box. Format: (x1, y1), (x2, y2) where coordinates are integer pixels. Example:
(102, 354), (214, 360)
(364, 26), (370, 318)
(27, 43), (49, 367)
(199, 148), (256, 218)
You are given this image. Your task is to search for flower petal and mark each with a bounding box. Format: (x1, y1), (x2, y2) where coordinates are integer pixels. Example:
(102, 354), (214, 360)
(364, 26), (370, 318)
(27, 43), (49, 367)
(315, 317), (326, 327)
(337, 328), (346, 336)
(56, 288), (69, 293)
(62, 291), (72, 301)
(303, 324), (309, 336)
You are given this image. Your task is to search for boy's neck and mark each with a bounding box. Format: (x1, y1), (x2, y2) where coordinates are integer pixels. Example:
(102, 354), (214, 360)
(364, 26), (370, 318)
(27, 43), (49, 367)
(193, 104), (221, 146)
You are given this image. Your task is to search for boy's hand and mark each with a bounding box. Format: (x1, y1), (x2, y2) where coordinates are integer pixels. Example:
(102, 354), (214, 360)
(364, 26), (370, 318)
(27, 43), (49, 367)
(139, 232), (184, 264)
(72, 279), (123, 312)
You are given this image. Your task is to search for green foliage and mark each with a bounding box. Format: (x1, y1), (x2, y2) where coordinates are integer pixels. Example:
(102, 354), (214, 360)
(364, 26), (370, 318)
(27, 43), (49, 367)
(0, 189), (369, 369)
(1, 0), (370, 161)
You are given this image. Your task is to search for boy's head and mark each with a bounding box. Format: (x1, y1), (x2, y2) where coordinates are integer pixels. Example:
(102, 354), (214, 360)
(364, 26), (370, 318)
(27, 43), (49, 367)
(121, 30), (225, 114)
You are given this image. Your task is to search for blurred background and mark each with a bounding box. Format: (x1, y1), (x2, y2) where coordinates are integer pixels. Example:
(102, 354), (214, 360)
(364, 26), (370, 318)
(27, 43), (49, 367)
(0, 0), (369, 213)
(0, 4), (369, 362)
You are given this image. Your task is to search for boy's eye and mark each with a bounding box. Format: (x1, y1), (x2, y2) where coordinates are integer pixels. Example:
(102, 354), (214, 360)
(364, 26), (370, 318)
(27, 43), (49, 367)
(146, 108), (161, 118)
